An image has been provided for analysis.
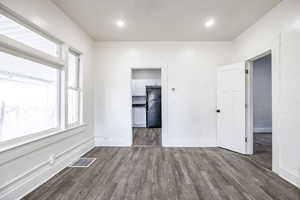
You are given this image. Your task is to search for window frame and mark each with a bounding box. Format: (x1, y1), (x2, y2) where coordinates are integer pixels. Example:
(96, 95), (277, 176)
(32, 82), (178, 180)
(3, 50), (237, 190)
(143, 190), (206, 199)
(66, 49), (82, 127)
(0, 4), (63, 58)
(0, 44), (62, 144)
(0, 3), (85, 151)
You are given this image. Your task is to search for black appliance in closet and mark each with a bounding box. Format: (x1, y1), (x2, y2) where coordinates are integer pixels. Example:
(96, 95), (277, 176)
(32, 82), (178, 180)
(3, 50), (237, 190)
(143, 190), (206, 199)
(146, 86), (161, 128)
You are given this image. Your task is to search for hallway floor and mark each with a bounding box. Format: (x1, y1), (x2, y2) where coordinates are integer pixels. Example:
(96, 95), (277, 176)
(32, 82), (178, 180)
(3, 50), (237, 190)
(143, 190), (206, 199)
(250, 133), (272, 170)
(133, 128), (161, 146)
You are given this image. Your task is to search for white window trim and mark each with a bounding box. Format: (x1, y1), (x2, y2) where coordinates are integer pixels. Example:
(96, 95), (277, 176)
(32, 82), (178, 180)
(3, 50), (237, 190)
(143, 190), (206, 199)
(0, 35), (64, 69)
(67, 49), (82, 127)
(0, 123), (87, 153)
(0, 3), (63, 58)
(0, 4), (85, 152)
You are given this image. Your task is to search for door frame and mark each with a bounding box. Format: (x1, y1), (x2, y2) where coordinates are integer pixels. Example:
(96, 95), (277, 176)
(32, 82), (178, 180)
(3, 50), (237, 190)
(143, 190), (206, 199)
(245, 49), (278, 172)
(129, 66), (168, 146)
(245, 50), (272, 155)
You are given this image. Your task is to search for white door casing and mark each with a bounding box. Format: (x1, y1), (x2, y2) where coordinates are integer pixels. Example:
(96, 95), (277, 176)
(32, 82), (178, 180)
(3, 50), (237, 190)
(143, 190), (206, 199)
(217, 63), (246, 154)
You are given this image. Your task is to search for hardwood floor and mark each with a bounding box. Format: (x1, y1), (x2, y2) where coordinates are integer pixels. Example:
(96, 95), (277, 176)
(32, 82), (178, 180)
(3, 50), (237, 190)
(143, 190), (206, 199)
(133, 128), (161, 146)
(23, 147), (300, 200)
(250, 133), (272, 170)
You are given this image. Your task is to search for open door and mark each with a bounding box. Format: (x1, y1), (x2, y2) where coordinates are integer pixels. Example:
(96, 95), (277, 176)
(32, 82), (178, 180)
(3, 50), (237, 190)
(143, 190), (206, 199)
(217, 63), (246, 154)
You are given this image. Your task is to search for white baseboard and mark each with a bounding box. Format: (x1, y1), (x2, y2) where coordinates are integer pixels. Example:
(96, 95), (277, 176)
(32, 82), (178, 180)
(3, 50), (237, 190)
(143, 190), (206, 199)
(254, 127), (272, 133)
(95, 136), (217, 148)
(163, 139), (216, 147)
(95, 136), (131, 147)
(277, 167), (300, 189)
(0, 138), (95, 200)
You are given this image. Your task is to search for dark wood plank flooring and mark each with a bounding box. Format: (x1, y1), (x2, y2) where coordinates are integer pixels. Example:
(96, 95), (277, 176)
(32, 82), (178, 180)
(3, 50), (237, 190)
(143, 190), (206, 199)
(133, 128), (161, 146)
(250, 133), (272, 170)
(23, 147), (300, 200)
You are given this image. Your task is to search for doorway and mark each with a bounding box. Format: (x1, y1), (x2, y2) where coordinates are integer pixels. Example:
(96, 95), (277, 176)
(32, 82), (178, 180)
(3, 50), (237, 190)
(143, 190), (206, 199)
(217, 52), (274, 170)
(247, 53), (273, 170)
(131, 69), (162, 147)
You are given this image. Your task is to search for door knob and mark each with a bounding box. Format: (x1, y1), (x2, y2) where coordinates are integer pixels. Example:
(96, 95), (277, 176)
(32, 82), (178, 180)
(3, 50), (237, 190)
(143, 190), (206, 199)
(216, 109), (220, 113)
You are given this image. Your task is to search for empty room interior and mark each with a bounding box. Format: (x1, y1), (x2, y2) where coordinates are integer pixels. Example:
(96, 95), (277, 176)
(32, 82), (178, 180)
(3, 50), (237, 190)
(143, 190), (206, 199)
(0, 0), (299, 199)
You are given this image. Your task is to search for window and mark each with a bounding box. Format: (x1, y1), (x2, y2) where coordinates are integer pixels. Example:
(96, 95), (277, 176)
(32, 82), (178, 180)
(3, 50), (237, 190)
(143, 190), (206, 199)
(67, 50), (80, 126)
(0, 51), (59, 142)
(0, 7), (84, 148)
(0, 14), (60, 57)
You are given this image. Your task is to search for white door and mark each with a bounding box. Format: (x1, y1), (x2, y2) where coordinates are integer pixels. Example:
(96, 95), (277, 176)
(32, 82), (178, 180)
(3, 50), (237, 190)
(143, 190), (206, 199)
(217, 63), (246, 154)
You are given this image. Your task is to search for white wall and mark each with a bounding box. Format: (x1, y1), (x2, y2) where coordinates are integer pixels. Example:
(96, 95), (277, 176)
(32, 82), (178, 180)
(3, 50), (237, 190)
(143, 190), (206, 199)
(0, 0), (95, 199)
(94, 42), (231, 147)
(253, 54), (272, 133)
(232, 0), (300, 61)
(232, 0), (300, 188)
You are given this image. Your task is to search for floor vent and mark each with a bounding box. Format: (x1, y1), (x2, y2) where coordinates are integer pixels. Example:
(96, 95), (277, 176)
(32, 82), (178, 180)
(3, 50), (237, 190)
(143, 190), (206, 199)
(69, 158), (96, 168)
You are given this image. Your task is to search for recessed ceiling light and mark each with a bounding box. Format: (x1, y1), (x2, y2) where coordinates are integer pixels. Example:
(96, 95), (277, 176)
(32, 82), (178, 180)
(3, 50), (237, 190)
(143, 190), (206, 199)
(204, 18), (215, 28)
(116, 20), (125, 28)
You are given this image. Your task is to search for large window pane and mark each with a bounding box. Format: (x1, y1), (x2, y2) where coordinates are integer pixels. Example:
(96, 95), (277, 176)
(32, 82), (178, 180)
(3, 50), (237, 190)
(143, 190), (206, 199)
(68, 89), (79, 125)
(68, 52), (78, 88)
(0, 14), (59, 57)
(67, 50), (80, 126)
(0, 52), (58, 142)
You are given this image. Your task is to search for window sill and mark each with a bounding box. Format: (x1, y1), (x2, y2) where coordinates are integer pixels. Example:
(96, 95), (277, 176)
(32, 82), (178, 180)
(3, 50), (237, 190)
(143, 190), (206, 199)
(0, 123), (87, 153)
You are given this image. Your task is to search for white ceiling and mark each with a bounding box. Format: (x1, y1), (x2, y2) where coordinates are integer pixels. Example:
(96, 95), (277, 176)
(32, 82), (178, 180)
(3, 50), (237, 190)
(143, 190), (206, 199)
(52, 0), (281, 41)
